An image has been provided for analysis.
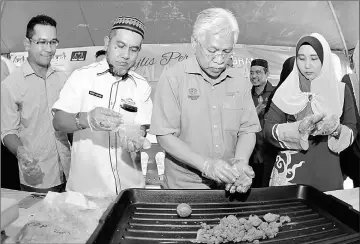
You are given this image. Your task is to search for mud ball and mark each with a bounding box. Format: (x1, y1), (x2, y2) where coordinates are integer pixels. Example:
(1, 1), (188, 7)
(176, 203), (192, 217)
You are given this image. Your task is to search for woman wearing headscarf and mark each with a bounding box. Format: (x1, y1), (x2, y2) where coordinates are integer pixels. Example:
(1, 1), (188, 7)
(262, 56), (295, 186)
(263, 33), (357, 192)
(340, 40), (360, 187)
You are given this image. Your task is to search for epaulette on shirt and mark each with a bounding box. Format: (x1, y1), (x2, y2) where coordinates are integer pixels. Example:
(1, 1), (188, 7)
(75, 61), (103, 73)
(128, 71), (148, 83)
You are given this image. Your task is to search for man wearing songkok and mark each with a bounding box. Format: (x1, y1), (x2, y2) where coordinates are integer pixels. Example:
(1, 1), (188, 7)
(52, 16), (152, 197)
(249, 59), (276, 187)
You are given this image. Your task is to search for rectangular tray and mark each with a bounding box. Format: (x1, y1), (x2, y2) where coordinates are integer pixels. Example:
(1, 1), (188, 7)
(87, 185), (360, 244)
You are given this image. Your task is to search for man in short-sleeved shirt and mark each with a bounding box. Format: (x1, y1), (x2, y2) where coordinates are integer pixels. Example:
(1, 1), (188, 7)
(52, 16), (152, 197)
(150, 8), (261, 190)
(1, 15), (71, 192)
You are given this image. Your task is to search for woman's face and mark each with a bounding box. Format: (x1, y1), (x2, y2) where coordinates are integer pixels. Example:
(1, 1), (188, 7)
(296, 44), (322, 81)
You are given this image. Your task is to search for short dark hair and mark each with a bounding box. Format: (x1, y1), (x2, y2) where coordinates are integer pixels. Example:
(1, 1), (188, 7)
(95, 50), (106, 58)
(26, 15), (57, 39)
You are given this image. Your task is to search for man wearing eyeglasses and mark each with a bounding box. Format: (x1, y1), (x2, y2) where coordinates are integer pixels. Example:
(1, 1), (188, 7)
(1, 15), (71, 193)
(249, 59), (276, 187)
(150, 8), (261, 192)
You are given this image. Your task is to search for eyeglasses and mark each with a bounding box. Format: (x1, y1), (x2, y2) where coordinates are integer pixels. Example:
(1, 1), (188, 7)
(29, 38), (59, 48)
(194, 37), (233, 61)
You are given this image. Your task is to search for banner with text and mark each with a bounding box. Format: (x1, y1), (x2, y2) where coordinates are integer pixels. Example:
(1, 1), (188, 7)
(9, 44), (349, 87)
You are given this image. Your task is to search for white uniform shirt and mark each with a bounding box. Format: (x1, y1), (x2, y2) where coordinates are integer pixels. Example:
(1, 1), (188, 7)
(52, 59), (152, 197)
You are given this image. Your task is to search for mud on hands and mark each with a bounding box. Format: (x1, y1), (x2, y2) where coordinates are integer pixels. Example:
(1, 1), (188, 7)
(114, 124), (151, 152)
(225, 158), (255, 194)
(202, 158), (239, 184)
(298, 112), (326, 139)
(87, 107), (124, 131)
(311, 115), (340, 136)
(17, 146), (44, 186)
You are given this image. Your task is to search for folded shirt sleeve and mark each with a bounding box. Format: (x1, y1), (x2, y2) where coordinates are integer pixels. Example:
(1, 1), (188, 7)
(264, 102), (309, 151)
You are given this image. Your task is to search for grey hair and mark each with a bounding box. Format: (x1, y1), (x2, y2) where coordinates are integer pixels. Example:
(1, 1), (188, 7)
(193, 8), (239, 43)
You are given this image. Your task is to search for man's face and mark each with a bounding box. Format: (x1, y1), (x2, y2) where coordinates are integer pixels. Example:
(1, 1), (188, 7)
(250, 65), (268, 86)
(193, 30), (235, 79)
(25, 24), (57, 67)
(104, 29), (142, 77)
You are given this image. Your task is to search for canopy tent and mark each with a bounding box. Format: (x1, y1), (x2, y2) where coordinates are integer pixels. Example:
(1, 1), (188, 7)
(1, 1), (358, 54)
(1, 1), (358, 96)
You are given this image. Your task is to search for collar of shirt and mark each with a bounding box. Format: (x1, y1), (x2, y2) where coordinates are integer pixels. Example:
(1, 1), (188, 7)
(22, 58), (56, 79)
(96, 59), (137, 86)
(252, 81), (274, 97)
(184, 56), (236, 86)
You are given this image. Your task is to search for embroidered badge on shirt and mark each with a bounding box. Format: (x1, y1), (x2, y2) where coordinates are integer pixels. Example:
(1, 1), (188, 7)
(89, 91), (103, 98)
(188, 88), (200, 100)
(120, 98), (138, 112)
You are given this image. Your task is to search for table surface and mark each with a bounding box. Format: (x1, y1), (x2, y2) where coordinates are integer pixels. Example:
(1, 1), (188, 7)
(1, 187), (359, 243)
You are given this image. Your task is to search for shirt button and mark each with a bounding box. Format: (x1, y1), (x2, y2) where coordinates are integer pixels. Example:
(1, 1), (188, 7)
(215, 145), (219, 148)
(211, 86), (215, 90)
(111, 146), (114, 149)
(212, 105), (216, 109)
(213, 125), (217, 128)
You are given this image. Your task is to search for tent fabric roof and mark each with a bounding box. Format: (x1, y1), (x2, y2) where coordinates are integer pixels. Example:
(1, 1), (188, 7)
(1, 1), (358, 54)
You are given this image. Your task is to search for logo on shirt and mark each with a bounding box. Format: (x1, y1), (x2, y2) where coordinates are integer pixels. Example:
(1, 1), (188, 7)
(70, 51), (87, 61)
(188, 88), (200, 100)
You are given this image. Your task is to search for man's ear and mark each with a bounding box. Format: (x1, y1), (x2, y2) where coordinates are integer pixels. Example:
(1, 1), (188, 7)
(266, 70), (270, 78)
(23, 38), (30, 51)
(104, 36), (110, 51)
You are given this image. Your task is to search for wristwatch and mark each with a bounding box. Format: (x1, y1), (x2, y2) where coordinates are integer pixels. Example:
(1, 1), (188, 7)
(331, 125), (341, 138)
(75, 112), (86, 130)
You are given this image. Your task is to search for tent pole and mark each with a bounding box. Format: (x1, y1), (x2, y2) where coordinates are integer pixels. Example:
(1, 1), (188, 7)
(327, 1), (349, 59)
(78, 0), (95, 46)
(0, 0), (7, 19)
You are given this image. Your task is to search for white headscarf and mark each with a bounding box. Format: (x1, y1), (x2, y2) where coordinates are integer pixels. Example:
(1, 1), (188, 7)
(331, 53), (343, 82)
(272, 33), (344, 118)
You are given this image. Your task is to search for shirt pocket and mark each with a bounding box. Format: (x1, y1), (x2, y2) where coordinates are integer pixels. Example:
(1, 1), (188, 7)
(222, 95), (244, 132)
(119, 106), (137, 124)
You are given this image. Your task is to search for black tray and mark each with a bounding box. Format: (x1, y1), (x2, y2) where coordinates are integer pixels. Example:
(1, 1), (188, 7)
(87, 185), (360, 244)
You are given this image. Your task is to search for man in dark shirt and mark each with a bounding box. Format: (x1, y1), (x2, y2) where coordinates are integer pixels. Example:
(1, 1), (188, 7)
(249, 59), (276, 187)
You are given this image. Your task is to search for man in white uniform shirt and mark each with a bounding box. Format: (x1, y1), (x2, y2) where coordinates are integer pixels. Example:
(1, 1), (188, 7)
(52, 16), (152, 197)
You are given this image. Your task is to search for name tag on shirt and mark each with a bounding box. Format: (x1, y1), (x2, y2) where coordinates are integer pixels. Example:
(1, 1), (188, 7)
(89, 91), (103, 98)
(226, 91), (241, 97)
